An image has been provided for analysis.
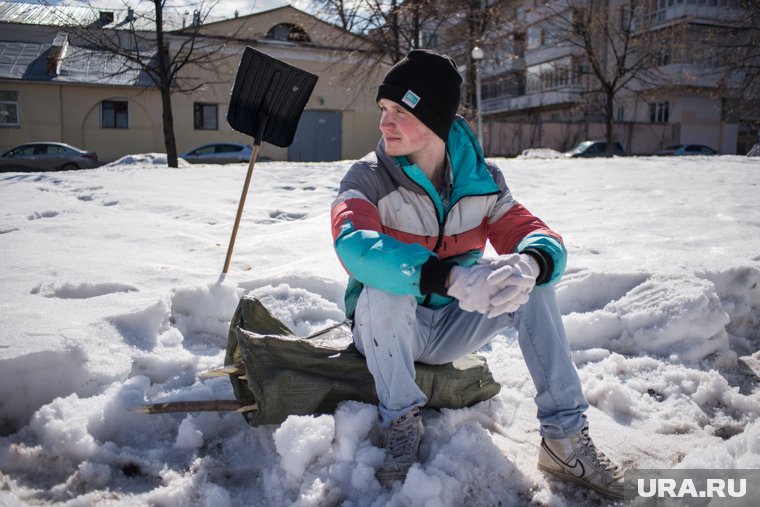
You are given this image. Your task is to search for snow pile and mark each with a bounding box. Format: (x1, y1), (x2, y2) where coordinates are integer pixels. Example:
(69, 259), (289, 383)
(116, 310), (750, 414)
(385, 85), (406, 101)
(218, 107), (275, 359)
(0, 155), (759, 506)
(102, 152), (193, 168)
(517, 148), (565, 159)
(560, 272), (734, 363)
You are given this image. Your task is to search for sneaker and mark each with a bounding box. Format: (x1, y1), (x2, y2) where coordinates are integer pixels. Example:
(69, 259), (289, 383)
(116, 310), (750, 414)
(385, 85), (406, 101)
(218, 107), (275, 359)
(538, 425), (625, 499)
(376, 407), (424, 484)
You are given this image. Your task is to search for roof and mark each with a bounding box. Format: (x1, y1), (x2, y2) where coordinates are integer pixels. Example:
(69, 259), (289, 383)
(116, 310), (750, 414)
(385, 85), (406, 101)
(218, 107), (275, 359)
(0, 1), (94, 26)
(193, 4), (369, 51)
(0, 38), (155, 86)
(0, 2), (369, 86)
(0, 1), (168, 30)
(199, 5), (324, 30)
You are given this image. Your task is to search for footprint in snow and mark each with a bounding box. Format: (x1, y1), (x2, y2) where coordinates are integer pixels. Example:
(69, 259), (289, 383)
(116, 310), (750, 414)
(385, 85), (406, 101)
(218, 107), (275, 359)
(256, 210), (308, 224)
(27, 210), (59, 220)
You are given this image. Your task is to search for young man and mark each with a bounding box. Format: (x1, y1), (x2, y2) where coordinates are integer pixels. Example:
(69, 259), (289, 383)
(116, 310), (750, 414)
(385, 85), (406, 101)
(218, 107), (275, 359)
(330, 49), (624, 499)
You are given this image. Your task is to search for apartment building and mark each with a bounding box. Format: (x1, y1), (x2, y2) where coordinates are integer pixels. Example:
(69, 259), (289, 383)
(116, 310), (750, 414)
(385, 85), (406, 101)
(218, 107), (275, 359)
(473, 0), (758, 155)
(0, 4), (386, 162)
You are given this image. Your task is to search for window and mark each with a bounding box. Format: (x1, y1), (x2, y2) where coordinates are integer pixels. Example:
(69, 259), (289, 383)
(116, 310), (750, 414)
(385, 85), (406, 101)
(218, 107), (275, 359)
(655, 49), (672, 66)
(0, 91), (20, 126)
(617, 106), (625, 122)
(650, 101), (670, 123)
(619, 4), (632, 29)
(420, 31), (438, 49)
(647, 0), (667, 23)
(527, 26), (542, 50)
(188, 145), (216, 156)
(102, 100), (128, 128)
(38, 144), (66, 154)
(543, 28), (561, 46)
(188, 144), (244, 156)
(216, 144), (243, 153)
(194, 103), (218, 130)
(9, 145), (35, 156)
(266, 23), (310, 42)
(50, 144), (67, 154)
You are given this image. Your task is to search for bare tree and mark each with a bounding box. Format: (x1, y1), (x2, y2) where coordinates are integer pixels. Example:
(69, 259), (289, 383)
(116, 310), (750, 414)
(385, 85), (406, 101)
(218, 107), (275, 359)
(712, 0), (760, 146)
(439, 1), (516, 117)
(308, 0), (515, 121)
(310, 0), (447, 64)
(52, 1), (234, 167)
(717, 1), (760, 97)
(301, 0), (453, 118)
(543, 0), (681, 156)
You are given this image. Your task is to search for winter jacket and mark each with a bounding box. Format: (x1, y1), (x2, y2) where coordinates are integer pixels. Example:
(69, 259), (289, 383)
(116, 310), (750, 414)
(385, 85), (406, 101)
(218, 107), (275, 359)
(330, 118), (566, 318)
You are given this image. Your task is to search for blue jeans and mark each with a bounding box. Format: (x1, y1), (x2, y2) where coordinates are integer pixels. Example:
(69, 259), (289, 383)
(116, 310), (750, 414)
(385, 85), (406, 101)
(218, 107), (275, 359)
(352, 285), (588, 439)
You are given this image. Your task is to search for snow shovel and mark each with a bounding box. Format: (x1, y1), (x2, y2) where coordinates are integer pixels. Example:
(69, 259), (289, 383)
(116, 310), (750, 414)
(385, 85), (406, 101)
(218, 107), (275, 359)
(221, 47), (318, 274)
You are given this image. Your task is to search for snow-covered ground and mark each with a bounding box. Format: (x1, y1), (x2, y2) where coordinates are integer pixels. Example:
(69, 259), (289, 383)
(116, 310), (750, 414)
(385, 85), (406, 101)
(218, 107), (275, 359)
(1, 153), (758, 506)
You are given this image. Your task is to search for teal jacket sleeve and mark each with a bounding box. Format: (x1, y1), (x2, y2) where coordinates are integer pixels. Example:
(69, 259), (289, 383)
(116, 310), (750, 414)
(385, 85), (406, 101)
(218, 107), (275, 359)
(334, 219), (435, 297)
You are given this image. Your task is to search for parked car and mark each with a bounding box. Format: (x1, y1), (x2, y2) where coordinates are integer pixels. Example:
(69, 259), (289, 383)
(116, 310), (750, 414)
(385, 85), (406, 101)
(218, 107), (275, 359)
(565, 140), (626, 158)
(180, 143), (253, 164)
(655, 144), (718, 156)
(0, 142), (99, 172)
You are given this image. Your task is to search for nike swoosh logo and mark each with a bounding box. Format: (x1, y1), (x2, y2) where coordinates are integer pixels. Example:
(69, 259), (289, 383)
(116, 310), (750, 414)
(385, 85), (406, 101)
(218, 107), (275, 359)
(544, 442), (586, 478)
(564, 458), (586, 478)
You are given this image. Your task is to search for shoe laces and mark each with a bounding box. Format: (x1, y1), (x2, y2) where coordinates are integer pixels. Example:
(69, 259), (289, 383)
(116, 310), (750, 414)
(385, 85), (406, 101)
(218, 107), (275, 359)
(577, 426), (621, 474)
(387, 409), (421, 460)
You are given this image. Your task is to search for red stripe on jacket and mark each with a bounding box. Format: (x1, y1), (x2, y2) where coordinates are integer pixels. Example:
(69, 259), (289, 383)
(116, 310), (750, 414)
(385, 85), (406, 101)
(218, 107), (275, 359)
(333, 197), (490, 261)
(488, 203), (562, 254)
(331, 198), (383, 241)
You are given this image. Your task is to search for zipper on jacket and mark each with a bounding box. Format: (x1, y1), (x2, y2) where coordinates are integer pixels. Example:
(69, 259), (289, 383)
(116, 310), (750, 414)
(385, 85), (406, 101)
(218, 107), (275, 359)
(401, 174), (445, 306)
(400, 167), (499, 305)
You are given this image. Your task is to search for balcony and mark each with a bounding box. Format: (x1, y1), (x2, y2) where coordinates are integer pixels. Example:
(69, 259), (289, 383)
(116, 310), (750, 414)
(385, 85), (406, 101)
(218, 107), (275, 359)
(634, 63), (729, 91)
(482, 85), (584, 115)
(635, 3), (743, 31)
(524, 45), (576, 67)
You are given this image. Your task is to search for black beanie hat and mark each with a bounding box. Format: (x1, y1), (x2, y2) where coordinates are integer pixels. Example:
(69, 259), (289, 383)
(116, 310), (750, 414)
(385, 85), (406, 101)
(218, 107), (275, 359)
(376, 49), (463, 141)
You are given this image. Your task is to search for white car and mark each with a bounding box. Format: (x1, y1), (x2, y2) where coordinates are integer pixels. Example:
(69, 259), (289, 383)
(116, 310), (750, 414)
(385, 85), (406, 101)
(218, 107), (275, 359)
(180, 143), (253, 164)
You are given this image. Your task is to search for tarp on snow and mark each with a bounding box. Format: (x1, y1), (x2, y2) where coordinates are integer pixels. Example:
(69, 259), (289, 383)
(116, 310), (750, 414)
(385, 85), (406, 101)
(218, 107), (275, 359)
(226, 295), (501, 426)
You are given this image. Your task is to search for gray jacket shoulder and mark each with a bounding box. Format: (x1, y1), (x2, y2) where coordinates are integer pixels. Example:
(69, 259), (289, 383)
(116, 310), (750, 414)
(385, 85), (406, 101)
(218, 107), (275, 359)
(484, 158), (510, 192)
(339, 152), (382, 203)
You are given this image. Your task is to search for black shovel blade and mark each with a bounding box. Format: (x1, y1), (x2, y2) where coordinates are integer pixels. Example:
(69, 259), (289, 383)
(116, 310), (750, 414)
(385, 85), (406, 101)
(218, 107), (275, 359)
(227, 47), (318, 148)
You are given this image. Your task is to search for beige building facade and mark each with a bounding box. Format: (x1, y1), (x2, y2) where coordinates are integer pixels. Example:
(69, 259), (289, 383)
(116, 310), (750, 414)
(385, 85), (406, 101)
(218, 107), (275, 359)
(0, 5), (386, 163)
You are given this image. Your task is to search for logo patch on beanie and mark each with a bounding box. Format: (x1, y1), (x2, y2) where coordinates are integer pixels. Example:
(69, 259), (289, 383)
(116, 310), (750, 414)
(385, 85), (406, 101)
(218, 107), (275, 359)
(401, 90), (420, 109)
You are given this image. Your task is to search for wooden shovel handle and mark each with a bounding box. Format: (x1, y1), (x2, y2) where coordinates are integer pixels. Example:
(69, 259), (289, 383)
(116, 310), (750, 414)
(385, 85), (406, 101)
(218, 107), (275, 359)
(222, 144), (261, 274)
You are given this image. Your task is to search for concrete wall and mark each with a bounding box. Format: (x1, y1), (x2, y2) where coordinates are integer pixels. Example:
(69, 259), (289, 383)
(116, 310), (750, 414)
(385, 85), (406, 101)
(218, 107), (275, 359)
(674, 96), (736, 153)
(483, 120), (680, 157)
(626, 92), (738, 154)
(1, 81), (165, 160)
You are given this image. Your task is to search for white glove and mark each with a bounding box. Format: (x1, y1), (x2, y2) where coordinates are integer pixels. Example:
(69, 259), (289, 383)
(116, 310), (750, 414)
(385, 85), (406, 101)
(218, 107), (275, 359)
(484, 254), (540, 317)
(447, 254), (541, 317)
(446, 264), (494, 314)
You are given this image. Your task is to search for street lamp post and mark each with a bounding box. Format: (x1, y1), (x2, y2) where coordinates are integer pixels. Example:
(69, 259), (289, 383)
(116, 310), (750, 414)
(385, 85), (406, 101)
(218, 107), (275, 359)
(471, 46), (485, 149)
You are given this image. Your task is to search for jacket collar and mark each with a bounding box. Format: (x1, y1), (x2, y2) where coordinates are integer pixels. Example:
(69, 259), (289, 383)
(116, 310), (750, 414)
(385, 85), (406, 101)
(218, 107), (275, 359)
(374, 116), (500, 207)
